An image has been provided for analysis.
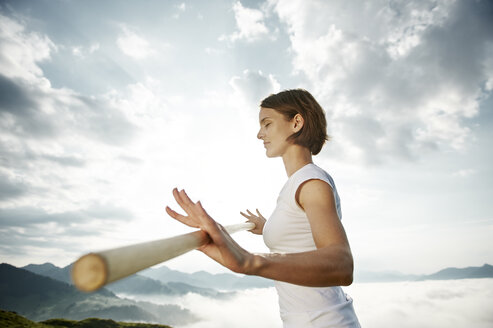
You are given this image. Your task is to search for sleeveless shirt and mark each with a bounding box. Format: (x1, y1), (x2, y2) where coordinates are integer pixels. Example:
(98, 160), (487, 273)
(263, 163), (360, 328)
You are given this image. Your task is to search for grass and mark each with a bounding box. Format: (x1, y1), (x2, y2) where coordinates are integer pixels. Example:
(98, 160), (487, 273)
(0, 310), (173, 328)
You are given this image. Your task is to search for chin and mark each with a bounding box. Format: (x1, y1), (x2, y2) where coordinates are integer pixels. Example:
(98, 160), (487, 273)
(265, 150), (280, 158)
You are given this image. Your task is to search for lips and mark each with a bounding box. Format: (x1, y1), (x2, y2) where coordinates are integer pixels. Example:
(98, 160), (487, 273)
(263, 142), (270, 147)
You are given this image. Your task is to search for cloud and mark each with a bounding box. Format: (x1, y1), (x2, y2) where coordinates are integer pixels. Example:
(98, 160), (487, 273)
(117, 26), (155, 59)
(118, 279), (493, 328)
(72, 43), (100, 58)
(0, 13), (143, 263)
(0, 203), (134, 228)
(72, 94), (138, 145)
(0, 13), (138, 183)
(0, 74), (137, 144)
(346, 279), (493, 328)
(230, 69), (280, 107)
(0, 13), (56, 80)
(0, 73), (35, 113)
(0, 139), (86, 172)
(119, 287), (282, 328)
(223, 1), (270, 42)
(0, 171), (28, 200)
(270, 0), (493, 164)
(0, 203), (135, 264)
(0, 14), (138, 144)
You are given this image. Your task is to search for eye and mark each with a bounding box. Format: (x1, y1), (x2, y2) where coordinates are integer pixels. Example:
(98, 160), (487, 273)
(265, 123), (271, 127)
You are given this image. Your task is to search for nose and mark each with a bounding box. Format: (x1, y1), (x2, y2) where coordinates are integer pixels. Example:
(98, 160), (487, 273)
(257, 128), (264, 140)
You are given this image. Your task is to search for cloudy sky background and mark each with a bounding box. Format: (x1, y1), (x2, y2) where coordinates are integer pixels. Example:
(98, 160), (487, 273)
(0, 0), (492, 276)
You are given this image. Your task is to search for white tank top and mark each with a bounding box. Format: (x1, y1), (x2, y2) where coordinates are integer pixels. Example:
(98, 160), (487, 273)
(263, 163), (360, 328)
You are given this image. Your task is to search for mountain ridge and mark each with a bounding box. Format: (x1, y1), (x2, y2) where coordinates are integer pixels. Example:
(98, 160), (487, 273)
(0, 263), (197, 325)
(21, 261), (493, 286)
(418, 263), (493, 281)
(140, 265), (275, 289)
(22, 262), (234, 298)
(355, 263), (493, 282)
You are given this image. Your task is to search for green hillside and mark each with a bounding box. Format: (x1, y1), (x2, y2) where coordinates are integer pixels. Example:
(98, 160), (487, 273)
(0, 309), (50, 328)
(0, 309), (172, 328)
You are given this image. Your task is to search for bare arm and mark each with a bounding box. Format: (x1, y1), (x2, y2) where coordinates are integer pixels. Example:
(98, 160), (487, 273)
(245, 179), (354, 286)
(166, 182), (354, 287)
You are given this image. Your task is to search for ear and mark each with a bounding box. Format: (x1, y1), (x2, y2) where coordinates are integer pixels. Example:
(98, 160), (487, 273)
(292, 114), (304, 132)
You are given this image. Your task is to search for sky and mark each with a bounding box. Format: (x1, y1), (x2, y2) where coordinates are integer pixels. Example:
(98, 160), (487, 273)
(0, 0), (492, 276)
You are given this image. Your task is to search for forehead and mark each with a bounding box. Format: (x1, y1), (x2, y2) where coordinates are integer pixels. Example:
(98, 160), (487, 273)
(259, 107), (280, 121)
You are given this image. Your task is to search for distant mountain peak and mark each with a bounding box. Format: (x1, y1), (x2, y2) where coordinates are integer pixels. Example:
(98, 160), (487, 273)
(418, 263), (493, 281)
(23, 262), (59, 269)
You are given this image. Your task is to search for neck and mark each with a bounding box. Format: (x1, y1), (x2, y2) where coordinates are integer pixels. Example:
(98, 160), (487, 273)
(282, 145), (313, 177)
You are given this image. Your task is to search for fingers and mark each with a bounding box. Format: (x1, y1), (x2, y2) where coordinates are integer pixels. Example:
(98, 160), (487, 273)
(240, 209), (258, 232)
(165, 205), (184, 220)
(242, 209), (255, 218)
(172, 188), (204, 216)
(172, 188), (195, 213)
(165, 205), (199, 228)
(241, 209), (263, 219)
(167, 188), (240, 253)
(169, 188), (220, 227)
(179, 189), (195, 207)
(169, 188), (240, 241)
(240, 208), (265, 235)
(168, 188), (204, 228)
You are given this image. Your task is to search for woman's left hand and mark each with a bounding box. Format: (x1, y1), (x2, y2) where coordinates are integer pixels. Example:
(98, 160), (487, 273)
(165, 188), (254, 274)
(240, 209), (266, 235)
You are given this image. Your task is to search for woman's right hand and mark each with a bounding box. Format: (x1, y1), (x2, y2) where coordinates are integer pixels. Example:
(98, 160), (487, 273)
(240, 209), (266, 235)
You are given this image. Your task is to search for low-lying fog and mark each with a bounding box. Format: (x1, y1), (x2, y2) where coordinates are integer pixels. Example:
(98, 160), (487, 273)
(119, 278), (493, 328)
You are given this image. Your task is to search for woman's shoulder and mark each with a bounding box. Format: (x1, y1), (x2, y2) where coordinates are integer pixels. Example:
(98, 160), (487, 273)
(297, 163), (330, 178)
(292, 163), (334, 188)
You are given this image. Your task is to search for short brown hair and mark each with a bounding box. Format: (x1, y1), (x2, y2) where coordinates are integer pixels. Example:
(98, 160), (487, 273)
(260, 89), (329, 155)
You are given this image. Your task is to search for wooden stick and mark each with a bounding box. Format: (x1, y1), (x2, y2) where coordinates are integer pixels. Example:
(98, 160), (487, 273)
(71, 222), (255, 292)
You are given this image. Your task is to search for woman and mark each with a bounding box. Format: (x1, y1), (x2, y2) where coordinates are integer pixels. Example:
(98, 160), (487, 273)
(166, 89), (361, 327)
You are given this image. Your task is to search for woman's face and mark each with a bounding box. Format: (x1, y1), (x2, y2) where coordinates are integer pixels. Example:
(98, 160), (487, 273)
(257, 107), (296, 158)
